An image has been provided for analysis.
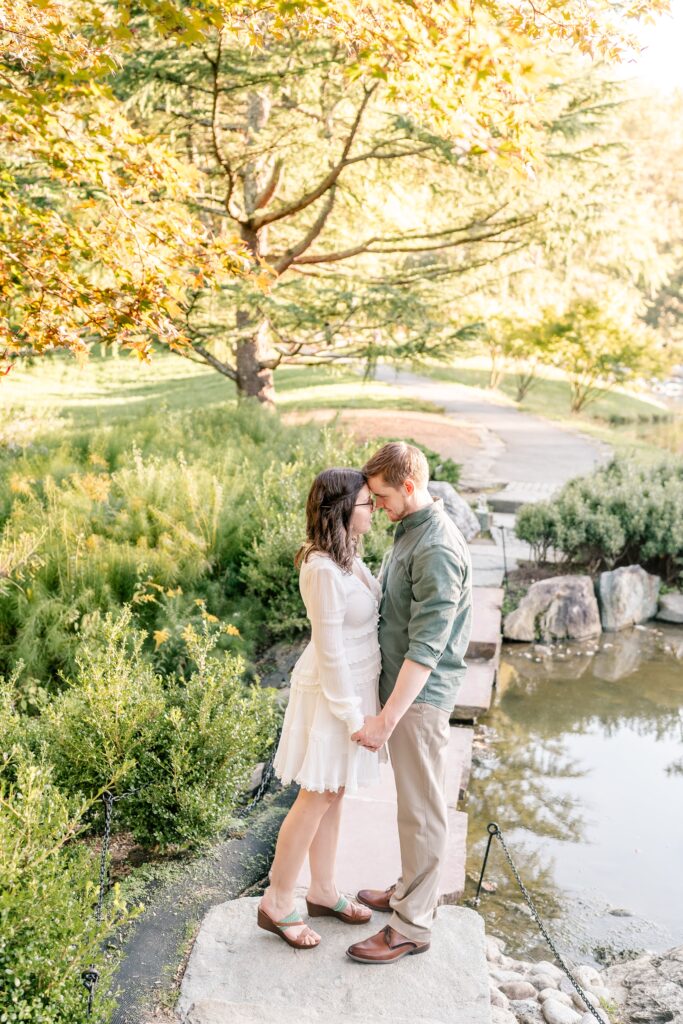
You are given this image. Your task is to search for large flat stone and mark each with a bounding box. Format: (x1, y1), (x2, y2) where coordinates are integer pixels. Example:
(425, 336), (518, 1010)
(451, 661), (496, 721)
(177, 897), (492, 1024)
(467, 587), (504, 661)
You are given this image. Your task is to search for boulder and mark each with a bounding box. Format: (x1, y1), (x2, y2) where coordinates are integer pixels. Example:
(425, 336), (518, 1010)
(579, 1013), (609, 1024)
(428, 481), (480, 541)
(603, 945), (683, 1023)
(657, 592), (683, 624)
(597, 565), (660, 632)
(504, 576), (601, 642)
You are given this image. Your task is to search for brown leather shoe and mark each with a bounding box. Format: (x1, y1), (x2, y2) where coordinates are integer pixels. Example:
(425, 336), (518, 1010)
(346, 924), (430, 964)
(356, 884), (396, 912)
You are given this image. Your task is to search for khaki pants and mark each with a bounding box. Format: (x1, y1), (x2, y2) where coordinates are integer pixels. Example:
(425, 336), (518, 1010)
(387, 701), (451, 942)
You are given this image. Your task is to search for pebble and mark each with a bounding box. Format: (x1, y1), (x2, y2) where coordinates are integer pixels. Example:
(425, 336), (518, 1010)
(575, 966), (602, 990)
(492, 1008), (519, 1024)
(541, 999), (582, 1024)
(491, 969), (527, 985)
(534, 961), (565, 981)
(538, 990), (574, 1006)
(487, 937), (504, 963)
(510, 1000), (545, 1024)
(491, 985), (511, 1009)
(499, 981), (539, 1001)
(530, 974), (559, 991)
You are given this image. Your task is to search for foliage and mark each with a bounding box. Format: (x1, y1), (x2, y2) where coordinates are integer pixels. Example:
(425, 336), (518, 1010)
(537, 300), (668, 412)
(42, 609), (277, 847)
(0, 402), (364, 683)
(0, 756), (126, 1024)
(241, 428), (393, 635)
(0, 1), (246, 363)
(515, 458), (683, 579)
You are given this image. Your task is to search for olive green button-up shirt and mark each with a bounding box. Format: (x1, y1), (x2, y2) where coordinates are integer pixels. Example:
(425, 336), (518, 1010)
(378, 498), (472, 712)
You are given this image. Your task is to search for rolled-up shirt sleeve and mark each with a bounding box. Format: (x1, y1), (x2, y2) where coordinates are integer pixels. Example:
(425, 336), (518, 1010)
(406, 545), (463, 671)
(305, 563), (365, 735)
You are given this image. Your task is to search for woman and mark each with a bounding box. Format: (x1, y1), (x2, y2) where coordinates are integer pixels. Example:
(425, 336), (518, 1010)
(257, 468), (384, 949)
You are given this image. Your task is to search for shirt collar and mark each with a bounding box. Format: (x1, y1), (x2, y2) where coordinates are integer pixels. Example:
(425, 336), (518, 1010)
(396, 498), (442, 535)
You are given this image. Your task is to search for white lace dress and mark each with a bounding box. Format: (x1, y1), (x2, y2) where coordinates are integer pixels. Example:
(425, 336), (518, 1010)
(273, 552), (385, 794)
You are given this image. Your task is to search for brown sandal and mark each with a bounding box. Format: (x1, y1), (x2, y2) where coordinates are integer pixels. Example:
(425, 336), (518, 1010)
(257, 905), (320, 949)
(306, 894), (373, 924)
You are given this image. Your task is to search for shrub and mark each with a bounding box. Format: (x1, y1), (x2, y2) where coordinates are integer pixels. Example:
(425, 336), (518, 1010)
(0, 757), (126, 1024)
(516, 457), (683, 580)
(240, 429), (394, 637)
(42, 609), (277, 847)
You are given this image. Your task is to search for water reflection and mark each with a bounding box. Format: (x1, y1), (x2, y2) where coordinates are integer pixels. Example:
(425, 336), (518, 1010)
(465, 623), (683, 963)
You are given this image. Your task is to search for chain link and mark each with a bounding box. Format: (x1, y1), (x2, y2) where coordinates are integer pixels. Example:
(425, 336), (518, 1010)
(475, 823), (606, 1023)
(235, 727), (282, 818)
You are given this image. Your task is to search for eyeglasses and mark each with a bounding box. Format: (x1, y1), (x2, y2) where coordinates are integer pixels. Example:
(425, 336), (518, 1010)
(354, 498), (375, 508)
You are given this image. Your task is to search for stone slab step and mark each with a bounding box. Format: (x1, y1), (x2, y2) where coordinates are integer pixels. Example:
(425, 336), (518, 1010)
(295, 727), (470, 900)
(451, 661), (496, 722)
(488, 480), (559, 513)
(177, 898), (492, 1024)
(467, 587), (504, 661)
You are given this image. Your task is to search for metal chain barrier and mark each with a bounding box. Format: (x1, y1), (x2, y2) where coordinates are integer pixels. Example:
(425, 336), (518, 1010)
(235, 726), (282, 819)
(474, 822), (606, 1023)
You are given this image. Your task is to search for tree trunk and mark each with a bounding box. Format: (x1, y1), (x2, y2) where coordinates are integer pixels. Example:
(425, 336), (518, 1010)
(235, 315), (275, 407)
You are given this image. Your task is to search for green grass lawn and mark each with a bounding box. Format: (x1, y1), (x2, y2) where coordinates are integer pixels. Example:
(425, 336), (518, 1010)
(1, 349), (439, 433)
(420, 361), (682, 459)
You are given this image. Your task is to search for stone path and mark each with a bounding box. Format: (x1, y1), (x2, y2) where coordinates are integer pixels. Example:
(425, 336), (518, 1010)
(177, 898), (492, 1024)
(374, 366), (611, 504)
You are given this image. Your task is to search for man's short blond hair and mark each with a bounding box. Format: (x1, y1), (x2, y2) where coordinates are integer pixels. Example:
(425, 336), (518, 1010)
(362, 442), (429, 489)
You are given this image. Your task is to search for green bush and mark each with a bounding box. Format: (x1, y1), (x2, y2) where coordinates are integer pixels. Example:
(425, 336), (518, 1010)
(516, 458), (683, 579)
(241, 429), (394, 636)
(42, 609), (277, 847)
(0, 757), (126, 1024)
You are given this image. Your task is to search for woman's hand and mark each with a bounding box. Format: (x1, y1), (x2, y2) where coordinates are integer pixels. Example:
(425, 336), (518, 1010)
(351, 714), (392, 752)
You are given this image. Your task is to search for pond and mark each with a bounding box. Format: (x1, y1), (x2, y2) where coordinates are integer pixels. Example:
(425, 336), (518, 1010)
(463, 622), (683, 965)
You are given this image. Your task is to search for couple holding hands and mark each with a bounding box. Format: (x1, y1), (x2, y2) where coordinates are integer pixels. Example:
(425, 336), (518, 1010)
(258, 441), (472, 964)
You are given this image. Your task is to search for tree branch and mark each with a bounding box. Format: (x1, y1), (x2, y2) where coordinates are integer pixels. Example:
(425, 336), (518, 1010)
(272, 186), (337, 274)
(251, 84), (378, 230)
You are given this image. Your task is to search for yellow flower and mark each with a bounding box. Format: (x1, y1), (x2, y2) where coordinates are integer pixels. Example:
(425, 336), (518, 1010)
(153, 628), (170, 650)
(75, 473), (110, 503)
(182, 624), (197, 643)
(224, 624), (240, 637)
(204, 612), (219, 623)
(194, 598), (205, 608)
(89, 453), (108, 469)
(85, 534), (101, 551)
(166, 586), (183, 598)
(9, 475), (33, 496)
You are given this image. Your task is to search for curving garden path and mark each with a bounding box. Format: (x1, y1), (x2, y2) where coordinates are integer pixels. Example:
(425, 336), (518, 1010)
(374, 365), (612, 501)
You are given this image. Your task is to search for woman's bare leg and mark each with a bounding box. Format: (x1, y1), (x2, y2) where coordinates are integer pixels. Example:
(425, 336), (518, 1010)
(260, 788), (338, 944)
(306, 788), (345, 906)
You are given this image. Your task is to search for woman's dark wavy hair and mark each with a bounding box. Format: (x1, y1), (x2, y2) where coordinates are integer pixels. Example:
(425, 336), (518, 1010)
(295, 467), (366, 573)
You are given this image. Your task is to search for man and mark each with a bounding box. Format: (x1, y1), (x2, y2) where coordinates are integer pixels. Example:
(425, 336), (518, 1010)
(347, 441), (472, 964)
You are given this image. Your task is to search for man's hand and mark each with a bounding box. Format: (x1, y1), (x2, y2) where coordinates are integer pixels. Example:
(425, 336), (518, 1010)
(351, 714), (393, 752)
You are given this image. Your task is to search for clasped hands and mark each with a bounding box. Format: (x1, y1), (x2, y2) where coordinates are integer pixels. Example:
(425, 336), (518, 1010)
(351, 714), (392, 752)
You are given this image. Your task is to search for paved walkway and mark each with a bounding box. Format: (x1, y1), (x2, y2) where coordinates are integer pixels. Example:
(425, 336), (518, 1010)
(375, 366), (611, 499)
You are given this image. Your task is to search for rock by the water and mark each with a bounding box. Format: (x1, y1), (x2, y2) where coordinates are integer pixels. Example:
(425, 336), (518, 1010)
(579, 1013), (609, 1024)
(490, 985), (511, 1009)
(530, 974), (560, 991)
(499, 981), (539, 1001)
(534, 962), (565, 981)
(428, 481), (480, 541)
(504, 576), (601, 642)
(657, 592), (683, 624)
(487, 936), (505, 964)
(538, 990), (573, 1006)
(598, 565), (660, 632)
(541, 999), (582, 1024)
(510, 1000), (545, 1024)
(492, 1008), (519, 1024)
(604, 945), (683, 1023)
